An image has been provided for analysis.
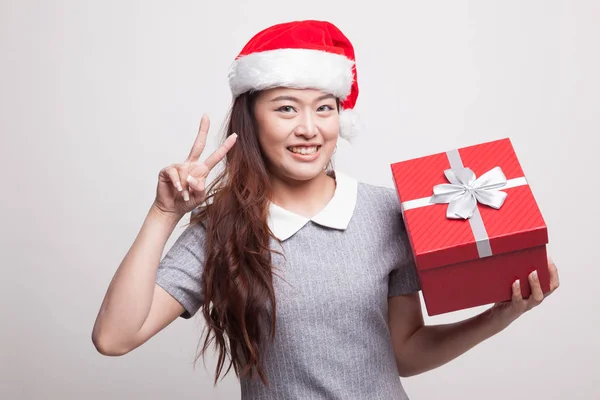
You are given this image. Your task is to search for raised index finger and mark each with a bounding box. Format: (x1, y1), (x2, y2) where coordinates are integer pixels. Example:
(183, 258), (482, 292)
(185, 114), (210, 163)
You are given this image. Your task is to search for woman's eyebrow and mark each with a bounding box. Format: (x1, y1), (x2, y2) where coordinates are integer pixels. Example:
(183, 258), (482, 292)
(316, 94), (336, 101)
(270, 94), (335, 102)
(270, 95), (299, 103)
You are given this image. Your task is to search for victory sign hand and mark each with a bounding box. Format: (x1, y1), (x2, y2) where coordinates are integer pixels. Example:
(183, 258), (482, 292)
(152, 115), (237, 218)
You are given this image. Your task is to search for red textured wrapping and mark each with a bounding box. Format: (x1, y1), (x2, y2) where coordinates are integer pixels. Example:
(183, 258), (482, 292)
(391, 138), (550, 315)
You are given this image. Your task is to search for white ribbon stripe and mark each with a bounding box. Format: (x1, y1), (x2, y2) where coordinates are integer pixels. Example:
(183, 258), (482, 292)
(400, 149), (528, 258)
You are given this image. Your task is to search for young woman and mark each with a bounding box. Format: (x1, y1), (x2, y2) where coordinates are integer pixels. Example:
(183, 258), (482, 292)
(92, 20), (560, 399)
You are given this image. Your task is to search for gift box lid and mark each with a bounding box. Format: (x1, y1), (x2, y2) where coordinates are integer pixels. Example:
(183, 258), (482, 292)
(390, 138), (548, 271)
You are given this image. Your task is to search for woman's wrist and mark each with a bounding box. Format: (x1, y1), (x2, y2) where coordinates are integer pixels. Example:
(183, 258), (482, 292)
(485, 305), (518, 334)
(149, 202), (184, 226)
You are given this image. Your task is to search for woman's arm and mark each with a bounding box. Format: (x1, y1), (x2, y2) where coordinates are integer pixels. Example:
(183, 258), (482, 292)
(91, 116), (237, 356)
(91, 205), (185, 356)
(388, 259), (560, 377)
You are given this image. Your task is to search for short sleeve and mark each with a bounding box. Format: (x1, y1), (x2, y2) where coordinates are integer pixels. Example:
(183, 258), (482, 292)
(388, 204), (421, 297)
(155, 221), (206, 319)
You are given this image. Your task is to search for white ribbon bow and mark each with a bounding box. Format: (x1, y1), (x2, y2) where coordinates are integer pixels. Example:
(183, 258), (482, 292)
(430, 166), (508, 219)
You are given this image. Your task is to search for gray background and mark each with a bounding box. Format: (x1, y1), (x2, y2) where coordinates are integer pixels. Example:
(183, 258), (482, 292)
(1, 0), (597, 399)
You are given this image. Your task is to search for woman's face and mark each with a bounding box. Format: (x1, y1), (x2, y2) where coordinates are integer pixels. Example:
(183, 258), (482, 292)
(253, 87), (339, 183)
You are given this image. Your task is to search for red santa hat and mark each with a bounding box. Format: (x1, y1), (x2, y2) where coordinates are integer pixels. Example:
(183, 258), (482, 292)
(228, 20), (361, 141)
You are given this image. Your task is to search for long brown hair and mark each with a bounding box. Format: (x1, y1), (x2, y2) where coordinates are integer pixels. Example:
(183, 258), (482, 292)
(189, 90), (338, 386)
(190, 90), (279, 386)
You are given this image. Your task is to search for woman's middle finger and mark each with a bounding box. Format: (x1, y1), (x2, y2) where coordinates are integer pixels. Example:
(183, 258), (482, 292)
(528, 270), (545, 304)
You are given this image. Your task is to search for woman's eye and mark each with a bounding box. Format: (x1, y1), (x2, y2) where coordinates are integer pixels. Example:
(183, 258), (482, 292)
(317, 105), (335, 112)
(277, 106), (295, 113)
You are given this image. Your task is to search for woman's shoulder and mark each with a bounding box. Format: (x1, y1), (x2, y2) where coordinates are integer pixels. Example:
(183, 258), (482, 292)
(352, 180), (405, 228)
(355, 180), (401, 212)
(349, 180), (409, 242)
(185, 208), (209, 235)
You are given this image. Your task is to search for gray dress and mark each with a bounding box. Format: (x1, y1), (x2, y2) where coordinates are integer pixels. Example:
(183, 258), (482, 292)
(155, 172), (421, 399)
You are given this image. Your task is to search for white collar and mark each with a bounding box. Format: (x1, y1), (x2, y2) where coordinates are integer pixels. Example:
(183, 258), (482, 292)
(267, 171), (358, 241)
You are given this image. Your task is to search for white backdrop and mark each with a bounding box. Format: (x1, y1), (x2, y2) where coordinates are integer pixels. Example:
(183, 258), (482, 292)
(1, 1), (597, 399)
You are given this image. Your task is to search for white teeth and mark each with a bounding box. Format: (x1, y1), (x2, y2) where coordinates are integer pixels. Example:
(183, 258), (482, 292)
(289, 146), (318, 155)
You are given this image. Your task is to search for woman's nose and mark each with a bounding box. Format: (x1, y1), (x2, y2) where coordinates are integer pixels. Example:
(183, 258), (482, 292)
(294, 112), (318, 138)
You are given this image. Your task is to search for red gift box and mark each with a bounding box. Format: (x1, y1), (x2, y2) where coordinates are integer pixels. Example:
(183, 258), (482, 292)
(390, 138), (550, 316)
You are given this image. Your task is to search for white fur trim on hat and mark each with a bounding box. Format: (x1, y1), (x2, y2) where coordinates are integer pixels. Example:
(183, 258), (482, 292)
(339, 108), (361, 142)
(228, 48), (354, 99)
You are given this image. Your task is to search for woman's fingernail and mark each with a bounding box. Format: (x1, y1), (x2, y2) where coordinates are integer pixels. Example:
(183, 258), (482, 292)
(531, 270), (538, 280)
(175, 181), (183, 191)
(187, 175), (198, 186)
(183, 190), (190, 202)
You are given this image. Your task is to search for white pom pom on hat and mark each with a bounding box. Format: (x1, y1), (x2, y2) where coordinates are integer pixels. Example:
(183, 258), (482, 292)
(227, 20), (361, 142)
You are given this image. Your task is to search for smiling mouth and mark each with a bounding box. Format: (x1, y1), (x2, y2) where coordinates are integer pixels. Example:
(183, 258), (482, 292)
(287, 146), (321, 155)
